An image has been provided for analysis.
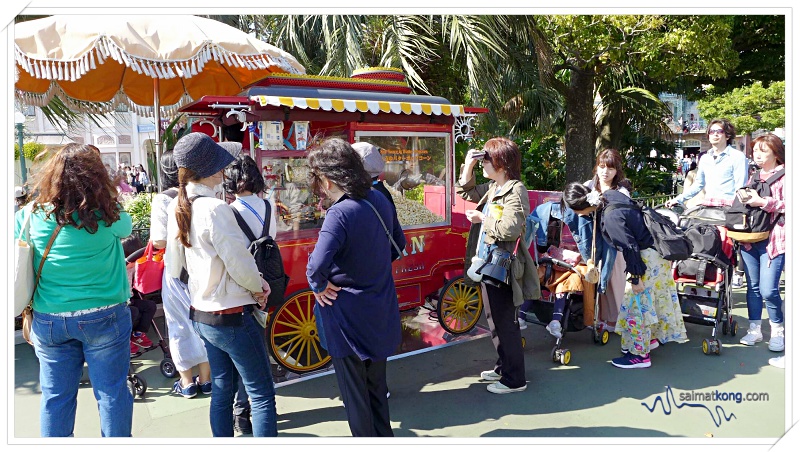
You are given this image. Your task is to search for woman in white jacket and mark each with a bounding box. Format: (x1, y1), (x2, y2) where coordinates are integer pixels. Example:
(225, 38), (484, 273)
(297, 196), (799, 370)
(166, 133), (276, 437)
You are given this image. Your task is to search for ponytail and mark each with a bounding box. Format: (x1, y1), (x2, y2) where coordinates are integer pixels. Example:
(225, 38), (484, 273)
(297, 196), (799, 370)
(175, 167), (198, 248)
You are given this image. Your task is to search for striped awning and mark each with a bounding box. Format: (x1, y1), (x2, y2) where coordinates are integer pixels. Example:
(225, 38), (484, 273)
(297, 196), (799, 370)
(250, 95), (465, 117)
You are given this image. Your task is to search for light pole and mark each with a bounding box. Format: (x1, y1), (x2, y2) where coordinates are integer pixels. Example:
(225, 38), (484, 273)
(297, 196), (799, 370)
(14, 112), (27, 184)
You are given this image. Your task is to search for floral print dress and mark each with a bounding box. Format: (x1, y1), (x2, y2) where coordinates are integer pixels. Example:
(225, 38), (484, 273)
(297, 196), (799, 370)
(616, 247), (688, 355)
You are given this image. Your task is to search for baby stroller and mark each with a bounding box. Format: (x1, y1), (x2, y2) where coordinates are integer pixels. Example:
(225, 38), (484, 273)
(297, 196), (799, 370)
(521, 216), (605, 366)
(125, 246), (179, 399)
(659, 204), (739, 355)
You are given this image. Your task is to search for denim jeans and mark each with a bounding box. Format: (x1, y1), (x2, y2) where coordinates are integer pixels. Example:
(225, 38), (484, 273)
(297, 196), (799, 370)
(740, 241), (785, 323)
(32, 302), (133, 437)
(193, 306), (277, 437)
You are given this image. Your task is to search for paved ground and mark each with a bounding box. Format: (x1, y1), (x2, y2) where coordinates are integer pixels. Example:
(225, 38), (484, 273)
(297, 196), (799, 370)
(12, 284), (786, 440)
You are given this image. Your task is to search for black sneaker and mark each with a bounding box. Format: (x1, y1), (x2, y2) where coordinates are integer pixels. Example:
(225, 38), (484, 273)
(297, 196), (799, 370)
(234, 412), (252, 435)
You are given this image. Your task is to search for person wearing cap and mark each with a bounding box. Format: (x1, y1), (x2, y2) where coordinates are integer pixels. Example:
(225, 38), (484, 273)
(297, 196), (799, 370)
(352, 142), (394, 207)
(165, 132), (277, 437)
(14, 185), (28, 212)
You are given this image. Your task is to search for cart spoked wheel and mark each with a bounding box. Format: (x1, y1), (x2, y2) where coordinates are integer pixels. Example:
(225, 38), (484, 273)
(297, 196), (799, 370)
(730, 319), (739, 337)
(437, 277), (483, 335)
(267, 290), (331, 374)
(160, 358), (177, 379)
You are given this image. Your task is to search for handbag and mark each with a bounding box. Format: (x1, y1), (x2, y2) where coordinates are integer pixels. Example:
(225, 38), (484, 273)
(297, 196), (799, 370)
(14, 205), (34, 317)
(477, 237), (522, 287)
(133, 241), (165, 294)
(583, 212), (600, 284)
(22, 223), (62, 346)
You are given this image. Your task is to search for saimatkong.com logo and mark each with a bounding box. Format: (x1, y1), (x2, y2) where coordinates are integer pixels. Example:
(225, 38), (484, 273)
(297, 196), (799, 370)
(642, 386), (770, 427)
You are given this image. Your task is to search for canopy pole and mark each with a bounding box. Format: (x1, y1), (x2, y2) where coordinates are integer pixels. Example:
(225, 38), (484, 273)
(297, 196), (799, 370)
(154, 78), (163, 192)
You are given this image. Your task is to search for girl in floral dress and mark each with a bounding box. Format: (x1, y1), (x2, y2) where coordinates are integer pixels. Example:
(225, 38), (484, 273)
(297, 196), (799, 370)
(562, 182), (687, 368)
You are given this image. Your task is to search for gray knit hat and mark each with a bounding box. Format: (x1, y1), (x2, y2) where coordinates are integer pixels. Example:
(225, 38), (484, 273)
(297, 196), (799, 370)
(351, 142), (385, 178)
(173, 133), (235, 178)
(218, 141), (242, 158)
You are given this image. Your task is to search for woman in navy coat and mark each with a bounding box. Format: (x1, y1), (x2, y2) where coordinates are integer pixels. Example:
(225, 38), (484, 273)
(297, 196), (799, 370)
(306, 138), (405, 437)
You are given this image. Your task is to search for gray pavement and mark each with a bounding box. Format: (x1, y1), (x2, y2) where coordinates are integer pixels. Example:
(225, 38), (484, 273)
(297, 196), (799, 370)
(12, 284), (785, 439)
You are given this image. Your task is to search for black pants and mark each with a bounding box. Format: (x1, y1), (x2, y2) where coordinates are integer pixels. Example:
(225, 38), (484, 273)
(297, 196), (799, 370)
(129, 298), (156, 334)
(332, 354), (393, 437)
(483, 283), (526, 389)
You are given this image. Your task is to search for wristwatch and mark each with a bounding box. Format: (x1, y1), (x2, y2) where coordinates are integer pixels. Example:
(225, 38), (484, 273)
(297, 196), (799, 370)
(627, 274), (642, 285)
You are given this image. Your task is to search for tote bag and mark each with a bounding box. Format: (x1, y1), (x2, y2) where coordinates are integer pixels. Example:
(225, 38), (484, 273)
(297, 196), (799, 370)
(14, 206), (34, 317)
(133, 241), (165, 294)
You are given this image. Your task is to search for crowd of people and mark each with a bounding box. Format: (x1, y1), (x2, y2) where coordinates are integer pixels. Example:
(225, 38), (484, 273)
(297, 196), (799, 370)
(14, 116), (785, 437)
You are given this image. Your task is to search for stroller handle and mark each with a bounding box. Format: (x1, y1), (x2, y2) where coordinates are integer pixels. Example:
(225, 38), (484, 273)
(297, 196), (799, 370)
(126, 246), (147, 264)
(536, 256), (577, 273)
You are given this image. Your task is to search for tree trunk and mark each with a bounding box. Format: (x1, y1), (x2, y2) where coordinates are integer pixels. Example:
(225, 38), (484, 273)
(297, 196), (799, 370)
(564, 68), (597, 184)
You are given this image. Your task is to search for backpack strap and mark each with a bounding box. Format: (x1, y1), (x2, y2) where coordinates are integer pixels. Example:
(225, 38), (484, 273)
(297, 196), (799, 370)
(230, 208), (258, 244)
(764, 168), (785, 186)
(261, 198), (272, 240)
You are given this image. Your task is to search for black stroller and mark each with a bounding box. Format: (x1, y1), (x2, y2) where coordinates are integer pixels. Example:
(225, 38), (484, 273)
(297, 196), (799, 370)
(657, 204), (740, 355)
(125, 246), (178, 399)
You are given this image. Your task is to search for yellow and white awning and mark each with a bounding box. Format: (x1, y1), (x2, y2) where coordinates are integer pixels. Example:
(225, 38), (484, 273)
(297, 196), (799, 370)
(250, 95), (465, 117)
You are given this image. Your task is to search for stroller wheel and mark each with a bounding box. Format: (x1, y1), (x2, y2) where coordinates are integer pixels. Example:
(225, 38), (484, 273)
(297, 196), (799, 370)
(129, 374), (147, 398)
(551, 347), (559, 363)
(521, 337), (526, 349)
(601, 330), (610, 345)
(721, 321), (729, 336)
(559, 349), (571, 366)
(730, 319), (739, 337)
(160, 359), (177, 378)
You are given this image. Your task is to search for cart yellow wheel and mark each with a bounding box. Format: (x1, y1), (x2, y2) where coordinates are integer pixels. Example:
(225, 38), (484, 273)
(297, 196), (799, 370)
(267, 290), (331, 374)
(601, 330), (610, 345)
(437, 277), (483, 335)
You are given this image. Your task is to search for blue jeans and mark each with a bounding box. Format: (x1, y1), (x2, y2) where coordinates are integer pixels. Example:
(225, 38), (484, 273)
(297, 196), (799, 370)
(32, 303), (133, 437)
(193, 307), (277, 437)
(740, 241), (785, 323)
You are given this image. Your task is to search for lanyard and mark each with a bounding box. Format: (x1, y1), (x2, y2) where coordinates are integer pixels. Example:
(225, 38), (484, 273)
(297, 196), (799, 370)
(238, 198), (264, 226)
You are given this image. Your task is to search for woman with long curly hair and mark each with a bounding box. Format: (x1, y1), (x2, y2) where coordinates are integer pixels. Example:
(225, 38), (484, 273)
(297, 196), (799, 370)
(305, 138), (405, 436)
(14, 143), (133, 436)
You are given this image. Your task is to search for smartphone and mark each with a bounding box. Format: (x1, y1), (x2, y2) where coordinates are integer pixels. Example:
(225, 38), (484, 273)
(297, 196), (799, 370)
(736, 188), (753, 203)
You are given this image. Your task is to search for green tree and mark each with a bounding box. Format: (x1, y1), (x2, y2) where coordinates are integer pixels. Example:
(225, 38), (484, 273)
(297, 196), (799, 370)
(531, 15), (737, 183)
(696, 80), (785, 135)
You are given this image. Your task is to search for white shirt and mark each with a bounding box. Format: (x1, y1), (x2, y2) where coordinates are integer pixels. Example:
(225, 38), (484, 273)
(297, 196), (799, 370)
(230, 194), (278, 239)
(165, 182), (262, 312)
(149, 192), (173, 242)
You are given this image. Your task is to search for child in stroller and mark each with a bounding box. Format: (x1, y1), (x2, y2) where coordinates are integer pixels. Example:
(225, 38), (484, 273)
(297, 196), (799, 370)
(122, 236), (158, 357)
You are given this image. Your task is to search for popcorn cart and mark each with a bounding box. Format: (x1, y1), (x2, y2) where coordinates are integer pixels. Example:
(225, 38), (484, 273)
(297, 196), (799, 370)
(179, 68), (488, 374)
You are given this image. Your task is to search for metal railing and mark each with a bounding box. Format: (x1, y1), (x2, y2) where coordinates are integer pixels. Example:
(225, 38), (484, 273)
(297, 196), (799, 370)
(633, 193), (676, 208)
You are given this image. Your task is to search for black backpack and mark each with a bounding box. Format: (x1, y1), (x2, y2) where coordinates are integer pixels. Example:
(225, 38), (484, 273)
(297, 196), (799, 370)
(230, 199), (289, 307)
(605, 201), (692, 261)
(725, 168), (784, 243)
(675, 223), (730, 285)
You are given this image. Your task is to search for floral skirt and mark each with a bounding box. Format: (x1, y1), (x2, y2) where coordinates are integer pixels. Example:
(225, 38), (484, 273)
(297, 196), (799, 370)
(616, 248), (688, 356)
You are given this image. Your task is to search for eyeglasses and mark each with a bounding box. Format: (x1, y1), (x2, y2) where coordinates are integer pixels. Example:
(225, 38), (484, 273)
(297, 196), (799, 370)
(708, 129), (726, 135)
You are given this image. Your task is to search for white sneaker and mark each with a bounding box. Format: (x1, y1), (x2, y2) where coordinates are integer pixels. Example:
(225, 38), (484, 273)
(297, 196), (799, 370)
(546, 320), (562, 339)
(769, 355), (785, 369)
(732, 273), (744, 288)
(480, 370), (502, 381)
(739, 322), (763, 346)
(487, 382), (527, 394)
(768, 336), (785, 352)
(518, 319), (528, 330)
(769, 322), (785, 352)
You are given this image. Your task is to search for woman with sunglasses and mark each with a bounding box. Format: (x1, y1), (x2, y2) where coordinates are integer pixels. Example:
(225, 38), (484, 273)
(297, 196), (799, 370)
(456, 137), (540, 394)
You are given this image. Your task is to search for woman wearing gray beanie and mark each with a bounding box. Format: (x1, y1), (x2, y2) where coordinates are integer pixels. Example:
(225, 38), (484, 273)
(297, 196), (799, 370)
(164, 132), (277, 437)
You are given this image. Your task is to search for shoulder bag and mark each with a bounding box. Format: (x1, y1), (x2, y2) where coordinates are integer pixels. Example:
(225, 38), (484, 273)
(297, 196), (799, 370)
(362, 199), (404, 261)
(21, 223), (62, 346)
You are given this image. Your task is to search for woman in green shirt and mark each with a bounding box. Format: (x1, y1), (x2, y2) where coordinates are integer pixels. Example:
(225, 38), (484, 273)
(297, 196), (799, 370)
(15, 143), (133, 437)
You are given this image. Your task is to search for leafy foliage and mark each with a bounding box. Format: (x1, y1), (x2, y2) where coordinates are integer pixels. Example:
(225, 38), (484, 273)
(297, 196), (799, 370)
(620, 134), (678, 197)
(696, 81), (785, 134)
(14, 141), (47, 161)
(122, 192), (154, 238)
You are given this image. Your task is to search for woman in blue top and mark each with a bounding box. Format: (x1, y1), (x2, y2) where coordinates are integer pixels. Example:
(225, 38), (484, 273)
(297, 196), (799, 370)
(15, 143), (133, 436)
(306, 138), (405, 437)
